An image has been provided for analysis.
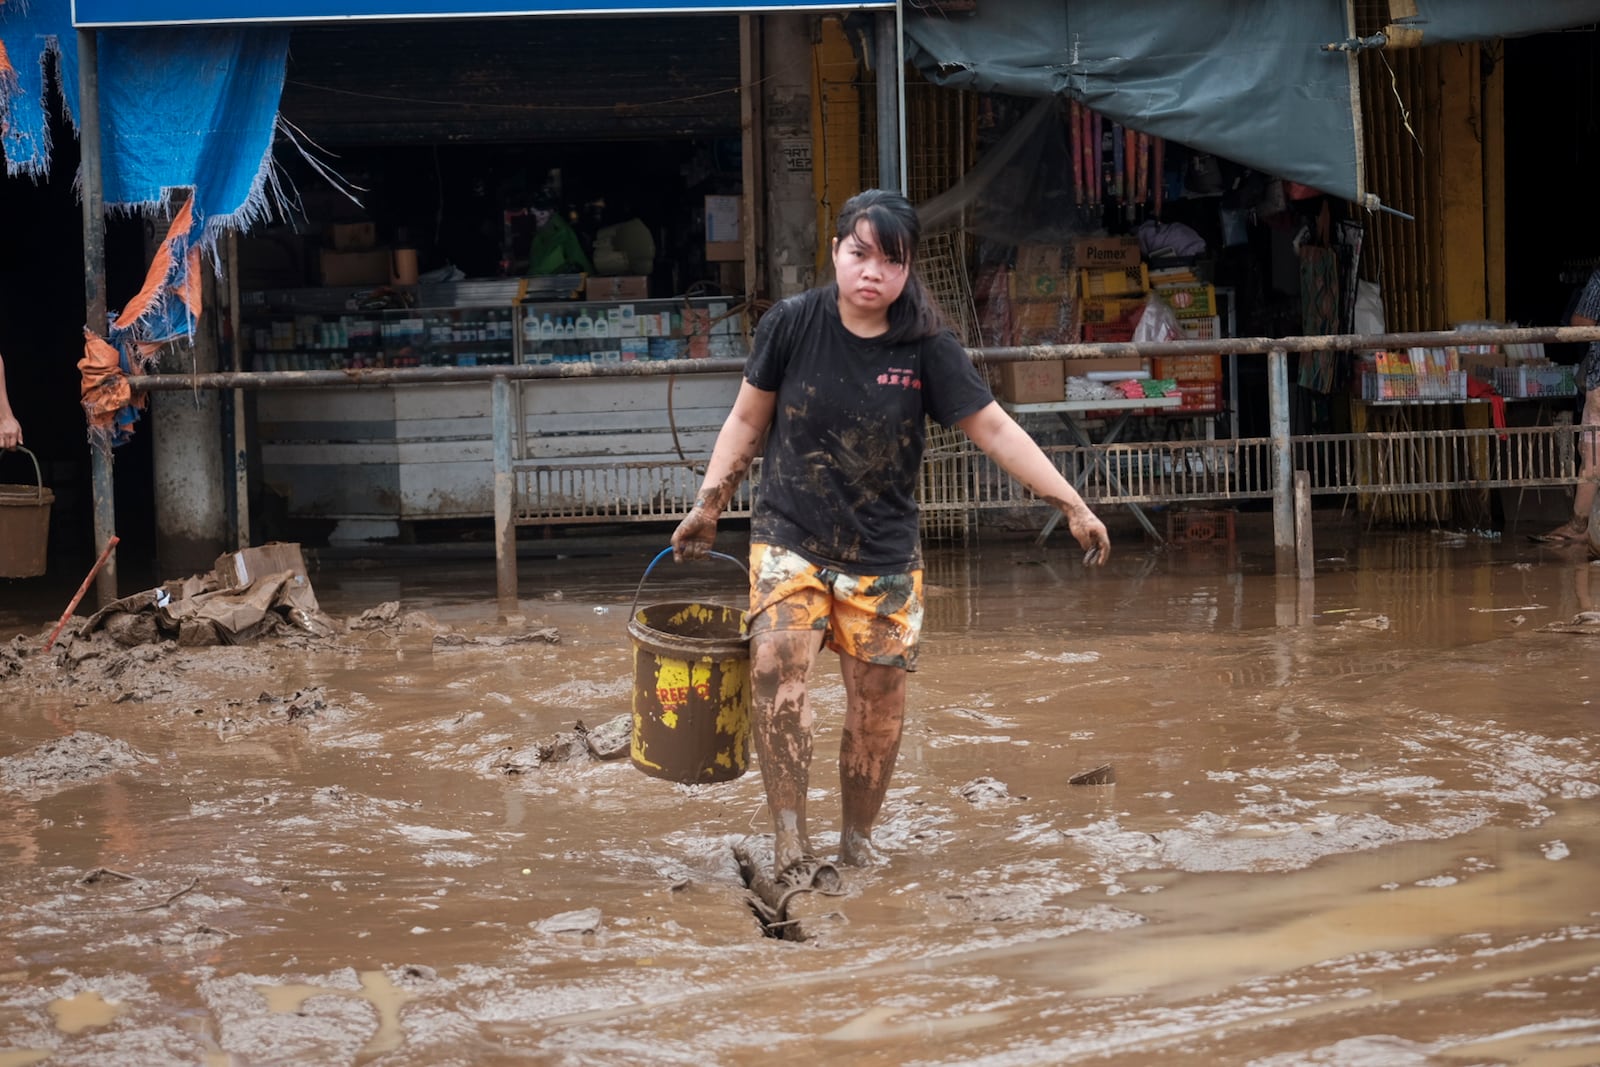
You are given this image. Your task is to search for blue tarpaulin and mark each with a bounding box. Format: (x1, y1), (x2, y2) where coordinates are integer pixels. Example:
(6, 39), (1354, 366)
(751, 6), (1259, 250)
(1, 3), (289, 231)
(2, 1), (290, 447)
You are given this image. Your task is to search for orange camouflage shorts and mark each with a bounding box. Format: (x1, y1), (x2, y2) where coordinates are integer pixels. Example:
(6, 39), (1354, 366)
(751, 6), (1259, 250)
(748, 542), (925, 670)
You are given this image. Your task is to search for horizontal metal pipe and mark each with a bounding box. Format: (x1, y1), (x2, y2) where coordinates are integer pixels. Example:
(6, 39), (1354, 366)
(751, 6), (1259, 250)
(129, 325), (1600, 393)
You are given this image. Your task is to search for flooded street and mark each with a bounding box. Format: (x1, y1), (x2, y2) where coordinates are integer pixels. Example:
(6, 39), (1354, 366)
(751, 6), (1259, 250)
(2, 519), (1598, 1066)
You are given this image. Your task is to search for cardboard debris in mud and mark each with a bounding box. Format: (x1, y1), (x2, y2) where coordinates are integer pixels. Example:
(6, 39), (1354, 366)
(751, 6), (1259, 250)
(82, 542), (334, 648)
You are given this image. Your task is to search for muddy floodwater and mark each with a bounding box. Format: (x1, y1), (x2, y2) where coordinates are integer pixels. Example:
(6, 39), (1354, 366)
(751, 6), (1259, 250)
(2, 521), (1598, 1066)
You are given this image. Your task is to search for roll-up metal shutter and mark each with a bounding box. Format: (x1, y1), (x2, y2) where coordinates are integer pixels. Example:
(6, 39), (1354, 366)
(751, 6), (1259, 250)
(279, 16), (742, 144)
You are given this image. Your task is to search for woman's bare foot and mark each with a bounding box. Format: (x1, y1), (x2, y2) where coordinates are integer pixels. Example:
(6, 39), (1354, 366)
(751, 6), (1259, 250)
(838, 828), (884, 867)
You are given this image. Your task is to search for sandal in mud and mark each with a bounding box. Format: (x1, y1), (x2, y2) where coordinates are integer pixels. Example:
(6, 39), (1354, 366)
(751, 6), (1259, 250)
(773, 856), (845, 920)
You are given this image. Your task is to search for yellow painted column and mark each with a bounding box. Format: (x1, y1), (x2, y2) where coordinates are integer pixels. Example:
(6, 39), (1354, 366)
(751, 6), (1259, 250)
(811, 18), (864, 274)
(1434, 43), (1488, 326)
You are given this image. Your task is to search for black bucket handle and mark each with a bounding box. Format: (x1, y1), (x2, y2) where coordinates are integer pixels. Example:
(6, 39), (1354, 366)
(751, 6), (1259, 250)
(629, 546), (749, 623)
(0, 447), (44, 505)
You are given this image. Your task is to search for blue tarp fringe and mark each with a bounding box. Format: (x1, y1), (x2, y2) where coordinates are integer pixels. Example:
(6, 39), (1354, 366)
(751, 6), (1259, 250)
(1, 1), (289, 235)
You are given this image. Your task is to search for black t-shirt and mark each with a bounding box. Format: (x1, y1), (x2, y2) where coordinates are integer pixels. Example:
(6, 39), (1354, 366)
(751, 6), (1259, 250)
(744, 286), (993, 572)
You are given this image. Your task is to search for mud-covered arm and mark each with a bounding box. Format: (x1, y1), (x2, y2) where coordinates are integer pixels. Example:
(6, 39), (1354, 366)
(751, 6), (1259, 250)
(957, 400), (1110, 563)
(671, 381), (777, 561)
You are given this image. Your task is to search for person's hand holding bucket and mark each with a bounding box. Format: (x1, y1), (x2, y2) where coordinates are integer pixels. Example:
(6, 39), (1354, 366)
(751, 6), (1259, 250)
(671, 490), (722, 562)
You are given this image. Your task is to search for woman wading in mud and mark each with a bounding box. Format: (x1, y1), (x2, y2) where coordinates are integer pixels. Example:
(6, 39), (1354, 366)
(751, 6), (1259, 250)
(672, 189), (1111, 882)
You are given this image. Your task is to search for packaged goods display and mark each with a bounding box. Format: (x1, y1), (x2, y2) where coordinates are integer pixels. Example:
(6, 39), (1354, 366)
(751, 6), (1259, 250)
(244, 294), (746, 371)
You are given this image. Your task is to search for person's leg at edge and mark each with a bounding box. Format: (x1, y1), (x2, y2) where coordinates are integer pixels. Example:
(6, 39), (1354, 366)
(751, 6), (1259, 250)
(1550, 386), (1600, 539)
(1574, 385), (1600, 530)
(749, 628), (826, 878)
(837, 655), (908, 867)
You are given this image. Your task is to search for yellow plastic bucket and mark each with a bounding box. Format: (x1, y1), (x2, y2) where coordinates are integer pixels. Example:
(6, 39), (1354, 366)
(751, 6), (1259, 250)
(627, 549), (750, 784)
(0, 448), (53, 579)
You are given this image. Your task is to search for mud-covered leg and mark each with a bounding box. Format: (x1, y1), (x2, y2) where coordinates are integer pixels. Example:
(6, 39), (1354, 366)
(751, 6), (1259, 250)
(750, 629), (824, 877)
(837, 656), (907, 867)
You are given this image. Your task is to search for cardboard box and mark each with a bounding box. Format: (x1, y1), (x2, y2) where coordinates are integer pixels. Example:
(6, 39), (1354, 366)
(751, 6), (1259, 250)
(1074, 235), (1142, 269)
(1061, 356), (1144, 378)
(1010, 269), (1072, 302)
(213, 542), (319, 613)
(585, 275), (649, 300)
(705, 195), (742, 262)
(1012, 300), (1068, 345)
(328, 221), (377, 251)
(319, 248), (391, 287)
(1153, 354), (1222, 380)
(996, 360), (1065, 404)
(1015, 243), (1065, 274)
(1461, 351), (1507, 380)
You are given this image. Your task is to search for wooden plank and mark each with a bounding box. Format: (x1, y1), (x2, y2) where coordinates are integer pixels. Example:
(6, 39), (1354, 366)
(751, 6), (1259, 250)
(393, 382), (493, 420)
(401, 461), (493, 517)
(522, 430), (721, 461)
(520, 375), (741, 417)
(257, 388), (395, 423)
(522, 408), (730, 436)
(262, 442), (399, 465)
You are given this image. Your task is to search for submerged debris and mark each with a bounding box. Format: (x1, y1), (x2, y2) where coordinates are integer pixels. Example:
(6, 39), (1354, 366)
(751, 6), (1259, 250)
(958, 776), (1019, 805)
(0, 731), (153, 796)
(495, 713), (633, 773)
(431, 628), (559, 651)
(1068, 764), (1116, 786)
(732, 837), (847, 942)
(535, 908), (603, 937)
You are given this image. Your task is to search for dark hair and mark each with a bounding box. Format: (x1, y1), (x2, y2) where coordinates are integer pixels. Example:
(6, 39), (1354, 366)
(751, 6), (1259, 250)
(833, 188), (949, 343)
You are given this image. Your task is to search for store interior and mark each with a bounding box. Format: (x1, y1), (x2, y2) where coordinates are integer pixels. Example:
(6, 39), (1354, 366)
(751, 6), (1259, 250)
(1, 25), (1597, 570)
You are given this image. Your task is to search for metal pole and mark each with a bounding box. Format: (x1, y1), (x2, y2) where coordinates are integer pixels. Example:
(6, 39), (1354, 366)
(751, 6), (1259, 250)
(492, 375), (519, 623)
(894, 0), (907, 194)
(1268, 347), (1294, 573)
(77, 28), (117, 607)
(227, 231), (251, 549)
(874, 11), (901, 192)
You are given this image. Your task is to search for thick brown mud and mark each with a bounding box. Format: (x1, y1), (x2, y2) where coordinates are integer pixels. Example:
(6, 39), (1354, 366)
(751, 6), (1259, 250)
(2, 520), (1598, 1065)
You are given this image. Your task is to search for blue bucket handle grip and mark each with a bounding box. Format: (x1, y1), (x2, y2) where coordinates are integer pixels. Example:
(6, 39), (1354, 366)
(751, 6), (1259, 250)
(629, 546), (750, 622)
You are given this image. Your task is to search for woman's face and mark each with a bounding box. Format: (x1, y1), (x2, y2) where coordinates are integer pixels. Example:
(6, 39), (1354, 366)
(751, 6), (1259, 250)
(832, 220), (909, 321)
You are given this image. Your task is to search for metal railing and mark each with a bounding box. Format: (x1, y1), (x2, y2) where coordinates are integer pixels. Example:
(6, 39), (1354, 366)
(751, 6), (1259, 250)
(129, 323), (1600, 614)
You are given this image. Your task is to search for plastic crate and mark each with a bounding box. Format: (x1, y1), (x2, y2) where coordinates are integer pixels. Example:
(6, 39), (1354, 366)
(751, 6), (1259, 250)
(1166, 508), (1236, 545)
(1080, 296), (1143, 324)
(1078, 263), (1149, 298)
(1155, 284), (1217, 318)
(1492, 364), (1577, 398)
(1177, 315), (1221, 341)
(1083, 321), (1135, 343)
(1175, 379), (1222, 411)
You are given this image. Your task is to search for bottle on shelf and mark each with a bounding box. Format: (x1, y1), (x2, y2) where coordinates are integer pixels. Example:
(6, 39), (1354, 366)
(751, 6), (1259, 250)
(594, 310), (610, 339)
(540, 312), (556, 340)
(575, 308), (594, 339)
(523, 307), (539, 344)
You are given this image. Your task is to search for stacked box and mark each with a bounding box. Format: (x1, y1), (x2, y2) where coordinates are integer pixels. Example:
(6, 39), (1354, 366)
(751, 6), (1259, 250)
(996, 360), (1065, 404)
(1153, 354), (1222, 380)
(1009, 242), (1074, 345)
(1155, 284), (1217, 318)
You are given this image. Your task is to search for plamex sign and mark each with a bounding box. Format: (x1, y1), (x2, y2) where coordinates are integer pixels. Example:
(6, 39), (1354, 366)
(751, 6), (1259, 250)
(73, 0), (888, 24)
